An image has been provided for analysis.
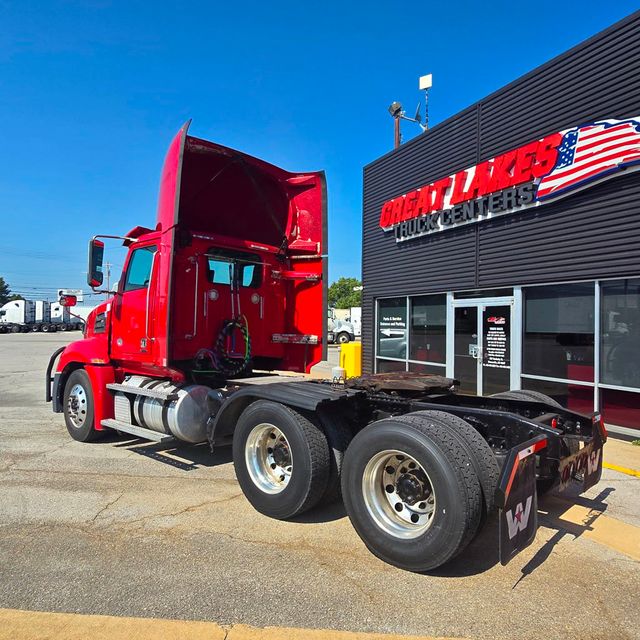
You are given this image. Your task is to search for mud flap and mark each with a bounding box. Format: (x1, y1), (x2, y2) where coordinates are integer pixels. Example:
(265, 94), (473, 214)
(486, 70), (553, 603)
(558, 413), (607, 493)
(495, 435), (548, 566)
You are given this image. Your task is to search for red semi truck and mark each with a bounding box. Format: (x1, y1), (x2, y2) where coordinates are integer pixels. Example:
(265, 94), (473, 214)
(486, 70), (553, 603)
(46, 123), (606, 571)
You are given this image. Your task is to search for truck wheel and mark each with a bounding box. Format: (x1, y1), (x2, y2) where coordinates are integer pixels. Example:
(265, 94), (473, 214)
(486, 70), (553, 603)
(491, 389), (563, 409)
(63, 369), (101, 442)
(41, 324), (50, 333)
(60, 324), (68, 332)
(341, 416), (483, 572)
(31, 324), (40, 332)
(233, 400), (330, 519)
(337, 332), (350, 344)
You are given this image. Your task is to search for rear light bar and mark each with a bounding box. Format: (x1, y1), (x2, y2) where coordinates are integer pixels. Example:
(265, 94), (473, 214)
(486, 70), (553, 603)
(592, 412), (608, 440)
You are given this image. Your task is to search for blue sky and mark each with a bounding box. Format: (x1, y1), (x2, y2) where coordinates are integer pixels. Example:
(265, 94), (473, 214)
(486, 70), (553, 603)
(0, 1), (637, 302)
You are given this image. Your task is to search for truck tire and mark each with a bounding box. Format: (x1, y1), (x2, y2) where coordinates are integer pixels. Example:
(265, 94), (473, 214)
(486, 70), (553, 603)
(63, 369), (101, 442)
(233, 400), (330, 520)
(31, 324), (40, 332)
(60, 324), (68, 332)
(337, 332), (350, 344)
(312, 412), (353, 505)
(491, 389), (563, 409)
(410, 410), (499, 515)
(41, 324), (50, 333)
(341, 416), (483, 572)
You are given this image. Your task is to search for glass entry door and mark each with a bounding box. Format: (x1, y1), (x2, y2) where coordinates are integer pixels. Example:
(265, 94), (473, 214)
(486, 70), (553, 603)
(454, 306), (479, 394)
(453, 299), (513, 396)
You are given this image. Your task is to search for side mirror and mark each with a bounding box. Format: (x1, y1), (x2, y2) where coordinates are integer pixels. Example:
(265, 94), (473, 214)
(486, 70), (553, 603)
(88, 238), (105, 288)
(59, 294), (77, 307)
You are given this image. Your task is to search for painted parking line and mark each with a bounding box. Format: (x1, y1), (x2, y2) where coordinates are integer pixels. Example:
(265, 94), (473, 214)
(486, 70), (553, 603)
(543, 498), (640, 561)
(0, 609), (464, 640)
(603, 462), (640, 478)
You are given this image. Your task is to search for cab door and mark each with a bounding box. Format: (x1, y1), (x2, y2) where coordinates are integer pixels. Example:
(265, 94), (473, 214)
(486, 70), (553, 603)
(110, 242), (158, 363)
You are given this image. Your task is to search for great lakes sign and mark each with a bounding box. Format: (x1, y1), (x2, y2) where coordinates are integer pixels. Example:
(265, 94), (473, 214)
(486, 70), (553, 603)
(379, 118), (640, 243)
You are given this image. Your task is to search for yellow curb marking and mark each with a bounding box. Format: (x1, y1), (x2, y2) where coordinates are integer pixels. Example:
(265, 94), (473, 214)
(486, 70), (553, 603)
(551, 502), (640, 561)
(229, 625), (462, 640)
(0, 609), (463, 640)
(603, 462), (640, 478)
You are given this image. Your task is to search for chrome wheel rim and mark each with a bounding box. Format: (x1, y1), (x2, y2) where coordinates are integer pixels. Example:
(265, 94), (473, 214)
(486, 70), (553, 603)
(67, 383), (88, 428)
(362, 449), (436, 539)
(245, 423), (293, 494)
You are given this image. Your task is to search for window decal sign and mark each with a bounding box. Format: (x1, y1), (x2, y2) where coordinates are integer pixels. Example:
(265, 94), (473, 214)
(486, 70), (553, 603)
(379, 118), (640, 242)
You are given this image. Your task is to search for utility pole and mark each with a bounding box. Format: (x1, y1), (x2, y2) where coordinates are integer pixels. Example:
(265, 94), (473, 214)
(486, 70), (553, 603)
(105, 262), (112, 299)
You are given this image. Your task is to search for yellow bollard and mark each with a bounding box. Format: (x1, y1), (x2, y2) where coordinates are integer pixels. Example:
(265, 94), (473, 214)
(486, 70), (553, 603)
(339, 341), (362, 378)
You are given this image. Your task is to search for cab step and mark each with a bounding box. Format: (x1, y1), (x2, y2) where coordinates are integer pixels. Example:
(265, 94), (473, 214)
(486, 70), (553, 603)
(101, 418), (175, 443)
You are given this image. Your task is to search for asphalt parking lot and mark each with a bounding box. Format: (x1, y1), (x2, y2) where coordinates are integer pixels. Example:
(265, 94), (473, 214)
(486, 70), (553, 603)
(1, 333), (639, 639)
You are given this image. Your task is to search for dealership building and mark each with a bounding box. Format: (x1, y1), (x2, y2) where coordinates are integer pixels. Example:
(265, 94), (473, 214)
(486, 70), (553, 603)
(361, 11), (640, 437)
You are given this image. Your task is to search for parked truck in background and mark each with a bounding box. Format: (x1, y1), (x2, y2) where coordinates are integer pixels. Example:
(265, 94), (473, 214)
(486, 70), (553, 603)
(327, 307), (356, 344)
(0, 299), (85, 333)
(45, 122), (606, 572)
(50, 302), (85, 331)
(0, 299), (42, 333)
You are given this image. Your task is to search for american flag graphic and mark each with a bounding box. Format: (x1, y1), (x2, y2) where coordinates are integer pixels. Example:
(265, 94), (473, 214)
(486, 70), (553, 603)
(537, 119), (640, 199)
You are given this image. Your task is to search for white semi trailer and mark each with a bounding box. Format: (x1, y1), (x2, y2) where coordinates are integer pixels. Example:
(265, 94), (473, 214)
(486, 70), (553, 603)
(0, 300), (85, 333)
(0, 300), (36, 332)
(50, 302), (85, 331)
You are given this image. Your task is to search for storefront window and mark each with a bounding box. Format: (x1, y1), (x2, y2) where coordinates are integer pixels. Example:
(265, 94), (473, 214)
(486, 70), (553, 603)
(408, 362), (446, 374)
(600, 388), (640, 430)
(377, 359), (407, 373)
(377, 298), (407, 360)
(409, 295), (446, 363)
(601, 278), (640, 389)
(523, 283), (595, 381)
(521, 378), (594, 415)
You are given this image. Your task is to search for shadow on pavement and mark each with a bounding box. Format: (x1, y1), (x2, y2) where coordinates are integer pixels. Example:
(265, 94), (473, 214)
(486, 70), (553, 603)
(426, 486), (615, 579)
(428, 514), (500, 577)
(111, 436), (233, 471)
(510, 486), (615, 588)
(291, 500), (347, 524)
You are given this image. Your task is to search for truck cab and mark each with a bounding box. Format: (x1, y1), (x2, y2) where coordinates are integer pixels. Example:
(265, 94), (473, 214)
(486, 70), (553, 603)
(48, 122), (327, 433)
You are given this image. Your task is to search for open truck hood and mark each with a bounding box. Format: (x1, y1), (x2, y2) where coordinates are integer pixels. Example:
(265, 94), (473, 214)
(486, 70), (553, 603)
(156, 121), (326, 253)
(154, 122), (328, 371)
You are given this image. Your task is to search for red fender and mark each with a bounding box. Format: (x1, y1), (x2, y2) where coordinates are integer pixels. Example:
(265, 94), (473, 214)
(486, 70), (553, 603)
(56, 337), (114, 431)
(84, 365), (115, 430)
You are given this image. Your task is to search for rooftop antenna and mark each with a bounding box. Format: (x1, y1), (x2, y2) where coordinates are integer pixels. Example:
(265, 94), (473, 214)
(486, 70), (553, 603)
(388, 73), (433, 149)
(418, 73), (433, 131)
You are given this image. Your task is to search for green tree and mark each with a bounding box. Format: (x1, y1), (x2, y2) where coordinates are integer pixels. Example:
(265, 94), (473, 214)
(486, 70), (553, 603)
(0, 277), (11, 306)
(328, 277), (362, 309)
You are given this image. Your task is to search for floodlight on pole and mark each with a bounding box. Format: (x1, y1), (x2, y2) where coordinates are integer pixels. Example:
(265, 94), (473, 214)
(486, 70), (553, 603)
(388, 101), (403, 149)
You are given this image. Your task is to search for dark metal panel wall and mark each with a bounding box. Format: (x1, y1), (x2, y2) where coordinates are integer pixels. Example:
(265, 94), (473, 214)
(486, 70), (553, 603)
(362, 108), (479, 371)
(361, 11), (640, 373)
(478, 172), (640, 286)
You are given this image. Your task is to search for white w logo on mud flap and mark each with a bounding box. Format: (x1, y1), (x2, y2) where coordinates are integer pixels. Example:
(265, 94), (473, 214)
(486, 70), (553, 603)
(587, 449), (601, 475)
(505, 496), (533, 539)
